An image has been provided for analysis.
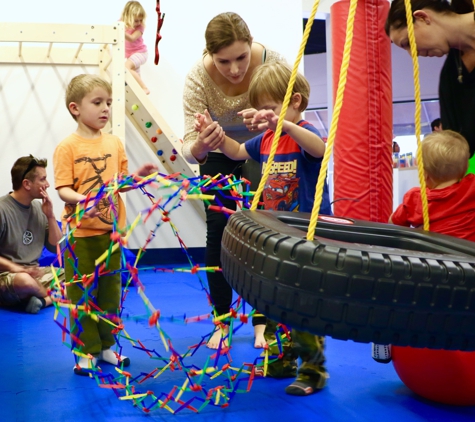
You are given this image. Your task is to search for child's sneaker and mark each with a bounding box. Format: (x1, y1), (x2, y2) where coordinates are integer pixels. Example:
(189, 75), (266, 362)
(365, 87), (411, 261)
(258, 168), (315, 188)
(99, 349), (130, 367)
(285, 373), (326, 396)
(73, 356), (98, 376)
(372, 343), (392, 364)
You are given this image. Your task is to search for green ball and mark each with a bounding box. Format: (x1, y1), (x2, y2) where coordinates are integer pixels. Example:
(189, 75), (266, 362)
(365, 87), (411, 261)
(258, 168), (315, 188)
(145, 122), (152, 128)
(131, 104), (139, 111)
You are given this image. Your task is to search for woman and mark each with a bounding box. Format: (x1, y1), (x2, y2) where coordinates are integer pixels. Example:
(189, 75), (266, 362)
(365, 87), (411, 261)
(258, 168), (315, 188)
(182, 12), (285, 349)
(385, 0), (475, 173)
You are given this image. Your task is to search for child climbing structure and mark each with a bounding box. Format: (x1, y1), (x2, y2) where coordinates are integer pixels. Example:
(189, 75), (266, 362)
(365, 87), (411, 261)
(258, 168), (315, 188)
(124, 71), (203, 218)
(0, 21), (204, 219)
(124, 71), (200, 181)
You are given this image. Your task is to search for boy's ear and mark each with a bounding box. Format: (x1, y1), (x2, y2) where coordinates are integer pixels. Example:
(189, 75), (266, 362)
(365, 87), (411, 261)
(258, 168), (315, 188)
(291, 93), (302, 109)
(424, 170), (434, 188)
(68, 102), (80, 117)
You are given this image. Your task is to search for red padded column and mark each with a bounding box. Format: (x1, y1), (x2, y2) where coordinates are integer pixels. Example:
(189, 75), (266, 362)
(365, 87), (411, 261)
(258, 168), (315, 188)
(331, 0), (393, 222)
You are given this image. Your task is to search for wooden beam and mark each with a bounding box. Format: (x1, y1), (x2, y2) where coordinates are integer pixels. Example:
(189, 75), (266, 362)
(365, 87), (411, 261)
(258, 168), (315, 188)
(0, 45), (100, 64)
(0, 23), (119, 44)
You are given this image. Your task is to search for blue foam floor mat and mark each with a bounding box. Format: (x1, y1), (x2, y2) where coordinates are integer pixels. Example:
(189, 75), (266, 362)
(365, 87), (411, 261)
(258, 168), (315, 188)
(2, 268), (475, 422)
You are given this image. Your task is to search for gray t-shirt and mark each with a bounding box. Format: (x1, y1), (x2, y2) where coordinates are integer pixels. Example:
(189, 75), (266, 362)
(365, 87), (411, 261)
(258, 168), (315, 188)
(0, 194), (50, 265)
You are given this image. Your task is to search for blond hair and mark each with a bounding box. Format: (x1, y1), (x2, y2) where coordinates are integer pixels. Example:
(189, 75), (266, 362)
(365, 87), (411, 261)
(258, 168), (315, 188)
(249, 62), (310, 112)
(205, 12), (252, 55)
(422, 130), (469, 183)
(65, 74), (112, 121)
(121, 1), (147, 29)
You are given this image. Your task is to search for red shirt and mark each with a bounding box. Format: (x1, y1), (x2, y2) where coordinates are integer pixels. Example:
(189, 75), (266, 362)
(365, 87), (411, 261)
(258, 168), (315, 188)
(391, 173), (475, 242)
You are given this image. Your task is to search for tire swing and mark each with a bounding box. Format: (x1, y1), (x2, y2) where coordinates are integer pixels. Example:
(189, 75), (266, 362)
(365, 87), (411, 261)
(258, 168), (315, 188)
(221, 210), (475, 350)
(221, 211), (475, 405)
(220, 0), (475, 406)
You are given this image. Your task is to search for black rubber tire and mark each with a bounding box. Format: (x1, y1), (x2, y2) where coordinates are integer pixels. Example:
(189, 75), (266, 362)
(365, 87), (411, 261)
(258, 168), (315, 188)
(221, 210), (475, 351)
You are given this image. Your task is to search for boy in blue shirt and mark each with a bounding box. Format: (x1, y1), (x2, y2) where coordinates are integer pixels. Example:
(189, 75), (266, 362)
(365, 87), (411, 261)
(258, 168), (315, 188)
(195, 61), (331, 395)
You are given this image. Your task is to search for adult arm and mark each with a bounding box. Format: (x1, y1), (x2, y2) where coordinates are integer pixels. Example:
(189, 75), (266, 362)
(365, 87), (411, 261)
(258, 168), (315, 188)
(182, 64), (226, 164)
(0, 256), (27, 273)
(0, 256), (43, 278)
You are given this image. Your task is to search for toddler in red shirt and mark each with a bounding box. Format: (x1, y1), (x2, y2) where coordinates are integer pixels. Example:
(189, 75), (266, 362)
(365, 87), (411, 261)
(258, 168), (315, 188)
(390, 130), (475, 241)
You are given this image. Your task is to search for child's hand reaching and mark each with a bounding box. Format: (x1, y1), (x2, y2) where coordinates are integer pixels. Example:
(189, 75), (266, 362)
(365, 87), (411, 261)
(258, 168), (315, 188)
(251, 109), (279, 132)
(136, 163), (158, 177)
(83, 205), (101, 219)
(238, 108), (261, 132)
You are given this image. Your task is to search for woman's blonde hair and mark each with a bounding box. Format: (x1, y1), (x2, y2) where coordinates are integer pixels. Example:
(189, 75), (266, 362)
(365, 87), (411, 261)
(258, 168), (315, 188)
(422, 130), (469, 183)
(121, 1), (147, 29)
(205, 12), (252, 55)
(249, 62), (310, 112)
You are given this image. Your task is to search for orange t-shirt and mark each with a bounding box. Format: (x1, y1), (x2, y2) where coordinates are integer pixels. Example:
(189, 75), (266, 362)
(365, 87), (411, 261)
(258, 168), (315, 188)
(53, 132), (128, 237)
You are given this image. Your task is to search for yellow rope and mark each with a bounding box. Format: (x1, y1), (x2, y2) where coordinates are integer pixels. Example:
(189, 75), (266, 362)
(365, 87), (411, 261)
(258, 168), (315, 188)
(250, 0), (321, 210)
(251, 0), (430, 239)
(404, 0), (429, 231)
(306, 0), (359, 240)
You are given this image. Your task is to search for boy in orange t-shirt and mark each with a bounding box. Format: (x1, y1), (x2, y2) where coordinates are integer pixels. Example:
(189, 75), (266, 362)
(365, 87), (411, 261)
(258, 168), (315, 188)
(54, 74), (156, 375)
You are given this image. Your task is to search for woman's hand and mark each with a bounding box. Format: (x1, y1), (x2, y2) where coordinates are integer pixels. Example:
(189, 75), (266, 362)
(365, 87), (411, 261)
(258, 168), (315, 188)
(191, 110), (225, 161)
(194, 109), (214, 133)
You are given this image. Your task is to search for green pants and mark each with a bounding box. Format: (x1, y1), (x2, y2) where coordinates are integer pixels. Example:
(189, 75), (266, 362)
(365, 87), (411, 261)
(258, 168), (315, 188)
(264, 319), (327, 379)
(65, 233), (121, 356)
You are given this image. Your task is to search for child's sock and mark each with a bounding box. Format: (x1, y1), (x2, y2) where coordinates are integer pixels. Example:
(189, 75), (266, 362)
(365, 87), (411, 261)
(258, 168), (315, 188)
(73, 356), (98, 376)
(99, 349), (130, 367)
(25, 296), (46, 314)
(371, 343), (392, 364)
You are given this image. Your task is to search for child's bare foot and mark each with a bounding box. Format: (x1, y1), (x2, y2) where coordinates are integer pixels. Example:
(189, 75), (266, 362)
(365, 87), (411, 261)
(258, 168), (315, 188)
(143, 87), (150, 95)
(207, 325), (229, 349)
(254, 324), (267, 348)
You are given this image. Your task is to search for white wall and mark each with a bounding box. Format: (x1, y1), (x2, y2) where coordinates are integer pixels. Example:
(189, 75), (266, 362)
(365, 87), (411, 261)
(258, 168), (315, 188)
(390, 44), (444, 101)
(0, 0), (303, 250)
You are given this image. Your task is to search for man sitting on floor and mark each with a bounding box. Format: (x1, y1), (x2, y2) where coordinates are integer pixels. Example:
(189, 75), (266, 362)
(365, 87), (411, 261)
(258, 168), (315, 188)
(0, 155), (63, 313)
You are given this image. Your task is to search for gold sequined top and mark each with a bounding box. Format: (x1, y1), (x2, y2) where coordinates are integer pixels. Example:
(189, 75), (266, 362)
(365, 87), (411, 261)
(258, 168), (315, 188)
(182, 47), (284, 164)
